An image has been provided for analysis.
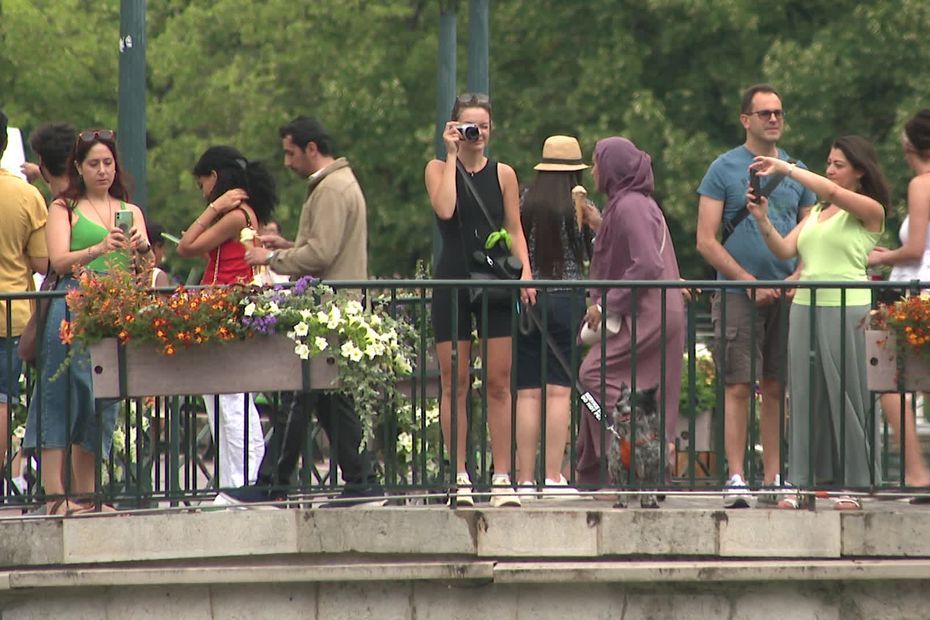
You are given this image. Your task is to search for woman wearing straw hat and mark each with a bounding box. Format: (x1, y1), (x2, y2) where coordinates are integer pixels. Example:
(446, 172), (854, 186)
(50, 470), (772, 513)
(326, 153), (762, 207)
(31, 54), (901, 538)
(515, 135), (596, 499)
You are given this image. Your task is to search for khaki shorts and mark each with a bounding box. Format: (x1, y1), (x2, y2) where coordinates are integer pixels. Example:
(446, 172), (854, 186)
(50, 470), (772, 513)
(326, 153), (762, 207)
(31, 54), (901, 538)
(711, 291), (789, 384)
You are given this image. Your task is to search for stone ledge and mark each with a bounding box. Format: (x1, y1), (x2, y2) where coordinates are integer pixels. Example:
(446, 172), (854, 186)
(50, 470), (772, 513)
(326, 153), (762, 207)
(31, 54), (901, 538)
(4, 558), (930, 592)
(2, 560), (494, 590)
(494, 559), (930, 583)
(0, 503), (925, 569)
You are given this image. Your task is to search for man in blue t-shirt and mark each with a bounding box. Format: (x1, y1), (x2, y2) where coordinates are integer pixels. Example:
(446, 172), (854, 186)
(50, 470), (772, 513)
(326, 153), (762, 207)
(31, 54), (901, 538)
(696, 84), (817, 508)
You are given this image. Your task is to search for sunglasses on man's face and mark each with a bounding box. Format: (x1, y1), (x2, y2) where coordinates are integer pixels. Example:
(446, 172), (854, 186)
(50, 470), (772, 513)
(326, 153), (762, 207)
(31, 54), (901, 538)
(79, 129), (116, 142)
(746, 109), (785, 121)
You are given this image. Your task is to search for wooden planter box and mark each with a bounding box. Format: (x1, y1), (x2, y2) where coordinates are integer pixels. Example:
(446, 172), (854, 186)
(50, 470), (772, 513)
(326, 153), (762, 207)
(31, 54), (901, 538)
(89, 335), (339, 399)
(866, 329), (930, 392)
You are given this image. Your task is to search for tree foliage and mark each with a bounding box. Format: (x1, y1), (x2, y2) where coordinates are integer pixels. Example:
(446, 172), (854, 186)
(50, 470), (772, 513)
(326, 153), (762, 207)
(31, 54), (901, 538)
(3, 0), (930, 277)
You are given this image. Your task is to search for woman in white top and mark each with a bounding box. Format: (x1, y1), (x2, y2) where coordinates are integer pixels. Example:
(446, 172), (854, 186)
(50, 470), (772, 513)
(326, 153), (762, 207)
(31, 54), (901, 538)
(868, 108), (930, 490)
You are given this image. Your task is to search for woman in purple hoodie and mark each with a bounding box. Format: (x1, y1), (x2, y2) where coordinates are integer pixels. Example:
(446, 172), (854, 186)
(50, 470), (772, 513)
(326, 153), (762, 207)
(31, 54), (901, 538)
(575, 137), (685, 489)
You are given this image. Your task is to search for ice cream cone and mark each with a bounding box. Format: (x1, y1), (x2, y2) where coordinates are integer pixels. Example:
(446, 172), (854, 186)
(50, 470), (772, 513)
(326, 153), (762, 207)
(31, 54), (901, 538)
(572, 185), (587, 230)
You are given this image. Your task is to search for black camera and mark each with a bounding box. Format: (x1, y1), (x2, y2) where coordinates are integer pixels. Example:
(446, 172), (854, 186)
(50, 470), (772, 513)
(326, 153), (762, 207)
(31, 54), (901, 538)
(473, 250), (522, 280)
(749, 169), (761, 196)
(456, 123), (480, 142)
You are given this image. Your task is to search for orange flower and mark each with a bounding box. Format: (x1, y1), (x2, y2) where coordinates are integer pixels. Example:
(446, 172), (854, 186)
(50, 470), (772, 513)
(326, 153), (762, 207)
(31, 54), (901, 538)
(59, 320), (73, 345)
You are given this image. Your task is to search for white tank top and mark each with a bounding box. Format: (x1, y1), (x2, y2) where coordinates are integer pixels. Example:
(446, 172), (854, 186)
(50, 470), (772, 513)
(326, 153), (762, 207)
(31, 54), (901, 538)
(889, 215), (930, 282)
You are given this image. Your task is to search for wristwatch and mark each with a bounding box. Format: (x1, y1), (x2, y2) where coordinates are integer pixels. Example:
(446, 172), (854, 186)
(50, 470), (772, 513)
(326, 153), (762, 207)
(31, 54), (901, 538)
(266, 250), (278, 265)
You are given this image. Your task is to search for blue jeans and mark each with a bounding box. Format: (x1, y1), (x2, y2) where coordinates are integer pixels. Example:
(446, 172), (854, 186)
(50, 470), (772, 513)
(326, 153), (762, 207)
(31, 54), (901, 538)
(23, 277), (118, 453)
(0, 337), (23, 405)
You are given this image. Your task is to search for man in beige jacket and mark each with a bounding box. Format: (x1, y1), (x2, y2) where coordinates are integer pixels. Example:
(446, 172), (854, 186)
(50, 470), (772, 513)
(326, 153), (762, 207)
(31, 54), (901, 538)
(238, 116), (383, 507)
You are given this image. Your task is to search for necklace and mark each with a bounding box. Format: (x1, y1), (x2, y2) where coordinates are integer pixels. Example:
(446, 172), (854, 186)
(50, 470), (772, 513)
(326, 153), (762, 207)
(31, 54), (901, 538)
(86, 194), (112, 229)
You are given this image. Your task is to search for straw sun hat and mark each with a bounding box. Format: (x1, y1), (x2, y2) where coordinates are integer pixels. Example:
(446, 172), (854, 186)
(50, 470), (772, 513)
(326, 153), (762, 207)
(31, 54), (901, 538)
(533, 135), (589, 171)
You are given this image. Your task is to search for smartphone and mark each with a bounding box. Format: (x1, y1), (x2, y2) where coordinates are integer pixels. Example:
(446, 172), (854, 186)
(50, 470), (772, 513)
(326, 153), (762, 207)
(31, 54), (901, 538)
(114, 209), (134, 234)
(749, 169), (761, 197)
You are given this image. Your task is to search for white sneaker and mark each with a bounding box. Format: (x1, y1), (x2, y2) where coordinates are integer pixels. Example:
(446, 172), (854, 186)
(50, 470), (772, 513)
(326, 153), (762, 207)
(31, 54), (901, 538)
(517, 481), (537, 502)
(543, 475), (581, 498)
(489, 474), (521, 507)
(452, 473), (474, 507)
(756, 474), (785, 506)
(723, 474), (751, 508)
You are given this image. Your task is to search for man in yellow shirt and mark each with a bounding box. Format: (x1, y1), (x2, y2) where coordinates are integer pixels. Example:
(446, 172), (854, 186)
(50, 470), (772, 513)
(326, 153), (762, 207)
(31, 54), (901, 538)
(0, 111), (49, 467)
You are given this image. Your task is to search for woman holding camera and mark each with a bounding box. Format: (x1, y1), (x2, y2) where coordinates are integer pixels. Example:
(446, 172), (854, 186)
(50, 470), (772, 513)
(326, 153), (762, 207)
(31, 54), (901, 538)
(26, 129), (153, 515)
(425, 93), (533, 507)
(177, 145), (277, 492)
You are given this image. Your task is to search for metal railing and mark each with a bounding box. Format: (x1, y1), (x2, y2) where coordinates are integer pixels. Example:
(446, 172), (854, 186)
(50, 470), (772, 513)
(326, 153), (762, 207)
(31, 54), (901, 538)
(0, 277), (927, 510)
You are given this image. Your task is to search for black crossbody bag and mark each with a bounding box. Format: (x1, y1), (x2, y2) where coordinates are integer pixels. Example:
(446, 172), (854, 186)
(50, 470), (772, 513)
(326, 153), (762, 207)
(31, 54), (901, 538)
(453, 161), (523, 306)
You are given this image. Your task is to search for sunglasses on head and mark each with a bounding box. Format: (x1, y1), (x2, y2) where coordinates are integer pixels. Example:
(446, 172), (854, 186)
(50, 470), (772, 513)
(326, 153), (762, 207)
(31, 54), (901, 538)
(455, 93), (490, 106)
(79, 129), (116, 143)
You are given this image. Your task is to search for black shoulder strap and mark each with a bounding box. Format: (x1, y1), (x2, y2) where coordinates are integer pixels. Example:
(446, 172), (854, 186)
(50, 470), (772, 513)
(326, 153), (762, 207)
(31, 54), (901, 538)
(455, 160), (502, 230)
(233, 206), (253, 228)
(721, 159), (795, 244)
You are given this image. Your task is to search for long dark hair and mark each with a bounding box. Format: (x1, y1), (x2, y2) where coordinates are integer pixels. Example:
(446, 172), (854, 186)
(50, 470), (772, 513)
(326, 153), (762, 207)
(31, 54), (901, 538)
(832, 135), (891, 212)
(192, 145), (277, 225)
(521, 170), (591, 278)
(60, 130), (132, 203)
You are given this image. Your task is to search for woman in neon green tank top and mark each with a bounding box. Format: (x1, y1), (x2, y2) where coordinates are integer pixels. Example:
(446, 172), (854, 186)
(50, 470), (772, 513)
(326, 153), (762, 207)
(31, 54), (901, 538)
(746, 136), (890, 511)
(24, 129), (154, 515)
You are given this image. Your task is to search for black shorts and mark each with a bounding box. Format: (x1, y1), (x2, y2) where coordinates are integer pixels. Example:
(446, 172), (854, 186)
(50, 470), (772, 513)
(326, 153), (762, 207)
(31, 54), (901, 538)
(516, 290), (586, 389)
(431, 285), (515, 343)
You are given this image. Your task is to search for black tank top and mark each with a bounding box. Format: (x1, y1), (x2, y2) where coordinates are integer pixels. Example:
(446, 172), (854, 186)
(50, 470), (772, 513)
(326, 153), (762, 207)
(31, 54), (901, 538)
(435, 160), (505, 278)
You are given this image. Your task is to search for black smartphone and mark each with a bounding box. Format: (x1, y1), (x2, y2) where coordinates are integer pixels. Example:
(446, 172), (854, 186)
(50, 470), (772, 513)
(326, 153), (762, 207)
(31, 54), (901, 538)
(114, 209), (134, 234)
(749, 169), (761, 197)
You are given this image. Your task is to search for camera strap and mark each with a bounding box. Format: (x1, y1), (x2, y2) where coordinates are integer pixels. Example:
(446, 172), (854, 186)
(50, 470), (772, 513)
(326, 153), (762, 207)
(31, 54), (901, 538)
(455, 160), (511, 251)
(721, 159), (795, 244)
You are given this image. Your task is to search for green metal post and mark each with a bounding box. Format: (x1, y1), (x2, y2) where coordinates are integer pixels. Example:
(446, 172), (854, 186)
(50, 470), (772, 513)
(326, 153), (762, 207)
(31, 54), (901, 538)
(118, 0), (147, 211)
(466, 0), (489, 96)
(433, 0), (457, 266)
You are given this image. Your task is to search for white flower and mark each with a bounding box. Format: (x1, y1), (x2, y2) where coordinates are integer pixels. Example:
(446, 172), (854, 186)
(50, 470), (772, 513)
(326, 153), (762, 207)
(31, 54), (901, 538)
(293, 322), (309, 337)
(317, 311), (329, 323)
(340, 341), (364, 362)
(294, 343), (311, 359)
(344, 300), (364, 316)
(369, 314), (382, 327)
(326, 306), (342, 329)
(397, 432), (413, 454)
(314, 336), (329, 351)
(395, 354), (413, 374)
(299, 309), (313, 321)
(365, 341), (386, 359)
(268, 301), (280, 314)
(243, 302), (257, 317)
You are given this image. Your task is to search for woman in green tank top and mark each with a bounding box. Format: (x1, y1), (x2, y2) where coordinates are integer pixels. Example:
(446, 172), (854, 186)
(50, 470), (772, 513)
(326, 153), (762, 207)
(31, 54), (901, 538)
(746, 136), (890, 511)
(24, 129), (154, 516)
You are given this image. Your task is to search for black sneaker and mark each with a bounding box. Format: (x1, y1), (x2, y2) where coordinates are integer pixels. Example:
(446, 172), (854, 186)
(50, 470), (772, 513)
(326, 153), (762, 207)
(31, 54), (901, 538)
(215, 485), (288, 507)
(320, 485), (387, 508)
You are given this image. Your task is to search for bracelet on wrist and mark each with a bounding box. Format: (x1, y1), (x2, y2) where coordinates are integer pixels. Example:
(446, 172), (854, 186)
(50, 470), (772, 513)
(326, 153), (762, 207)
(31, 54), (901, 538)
(787, 162), (797, 178)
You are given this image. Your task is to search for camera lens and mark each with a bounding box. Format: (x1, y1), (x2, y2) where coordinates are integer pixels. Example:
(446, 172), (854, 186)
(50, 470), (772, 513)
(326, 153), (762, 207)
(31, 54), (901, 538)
(457, 123), (480, 142)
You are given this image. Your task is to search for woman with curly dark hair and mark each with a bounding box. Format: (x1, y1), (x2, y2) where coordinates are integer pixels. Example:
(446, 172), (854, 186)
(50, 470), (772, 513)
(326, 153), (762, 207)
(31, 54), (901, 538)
(178, 145), (277, 494)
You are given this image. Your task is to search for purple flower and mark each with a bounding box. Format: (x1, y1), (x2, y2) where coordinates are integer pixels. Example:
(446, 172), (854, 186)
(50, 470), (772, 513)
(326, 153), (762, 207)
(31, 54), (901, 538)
(293, 275), (317, 296)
